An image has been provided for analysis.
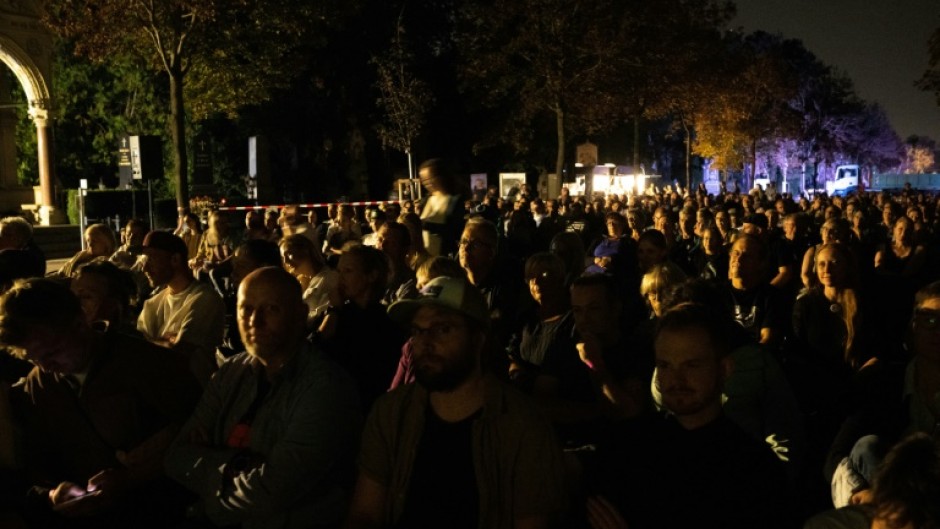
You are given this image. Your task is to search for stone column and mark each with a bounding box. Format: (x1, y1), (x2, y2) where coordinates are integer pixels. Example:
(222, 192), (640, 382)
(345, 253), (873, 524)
(30, 106), (65, 225)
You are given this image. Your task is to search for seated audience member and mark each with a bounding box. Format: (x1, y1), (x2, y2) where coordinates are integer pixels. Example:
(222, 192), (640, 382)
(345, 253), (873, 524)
(652, 279), (805, 477)
(166, 267), (361, 528)
(279, 234), (338, 326)
(377, 221), (418, 305)
(572, 273), (651, 421)
(137, 231), (225, 385)
(388, 256), (467, 390)
(691, 225), (729, 282)
(874, 216), (927, 281)
(264, 208), (282, 240)
(587, 304), (791, 529)
(109, 218), (148, 269)
(549, 231), (588, 288)
(242, 209), (271, 241)
(70, 261), (138, 330)
(345, 277), (567, 529)
(1, 279), (201, 529)
(636, 229), (669, 274)
(791, 243), (873, 423)
(215, 239), (282, 359)
(173, 212), (203, 261)
(317, 245), (406, 410)
(824, 280), (940, 509)
(459, 217), (526, 351)
(53, 223), (116, 278)
(190, 210), (234, 279)
(802, 218), (852, 289)
(723, 233), (787, 348)
(277, 204), (323, 247)
(397, 212), (431, 272)
(279, 204), (318, 245)
(508, 253), (575, 389)
(640, 262), (687, 321)
(323, 203), (363, 259)
(806, 433), (940, 529)
(361, 208), (387, 247)
(0, 216), (45, 285)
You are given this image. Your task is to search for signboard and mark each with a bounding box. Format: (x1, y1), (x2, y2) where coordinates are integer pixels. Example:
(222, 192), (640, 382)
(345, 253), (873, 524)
(117, 136), (132, 185)
(470, 173), (487, 201)
(498, 173), (526, 199)
(193, 132), (212, 185)
(576, 142), (598, 167)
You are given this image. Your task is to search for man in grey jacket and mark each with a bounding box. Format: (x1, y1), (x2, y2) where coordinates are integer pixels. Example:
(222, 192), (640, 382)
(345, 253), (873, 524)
(165, 267), (361, 528)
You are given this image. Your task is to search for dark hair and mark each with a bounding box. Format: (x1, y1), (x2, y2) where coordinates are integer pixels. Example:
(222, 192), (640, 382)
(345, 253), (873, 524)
(637, 229), (668, 250)
(915, 280), (940, 308)
(570, 273), (619, 307)
(871, 433), (940, 529)
(419, 158), (458, 194)
(279, 234), (325, 271)
(381, 221), (411, 247)
(343, 245), (390, 301)
(237, 239), (282, 268)
(74, 260), (138, 316)
(0, 278), (81, 347)
(655, 302), (732, 359)
(731, 233), (769, 262)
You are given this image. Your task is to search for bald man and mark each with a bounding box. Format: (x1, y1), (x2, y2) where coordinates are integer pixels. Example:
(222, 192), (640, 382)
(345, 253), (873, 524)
(166, 267), (361, 528)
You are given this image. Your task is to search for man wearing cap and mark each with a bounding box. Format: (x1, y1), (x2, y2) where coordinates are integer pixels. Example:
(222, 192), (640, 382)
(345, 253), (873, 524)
(345, 277), (567, 529)
(137, 231), (225, 385)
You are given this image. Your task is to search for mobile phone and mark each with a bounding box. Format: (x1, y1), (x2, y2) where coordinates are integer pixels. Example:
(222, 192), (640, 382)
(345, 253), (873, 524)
(53, 490), (102, 510)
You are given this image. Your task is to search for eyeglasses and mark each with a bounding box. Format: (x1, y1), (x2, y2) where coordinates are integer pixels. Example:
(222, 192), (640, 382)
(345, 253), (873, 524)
(459, 238), (493, 252)
(410, 322), (463, 341)
(913, 309), (940, 331)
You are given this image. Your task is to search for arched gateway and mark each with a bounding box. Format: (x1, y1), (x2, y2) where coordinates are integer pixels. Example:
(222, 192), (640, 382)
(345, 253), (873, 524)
(0, 1), (63, 225)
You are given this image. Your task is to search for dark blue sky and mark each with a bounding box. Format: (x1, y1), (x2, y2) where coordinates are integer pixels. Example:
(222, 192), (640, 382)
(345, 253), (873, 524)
(734, 0), (940, 141)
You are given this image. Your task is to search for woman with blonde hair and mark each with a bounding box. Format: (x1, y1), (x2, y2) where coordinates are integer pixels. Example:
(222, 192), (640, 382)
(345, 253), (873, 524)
(174, 211), (203, 260)
(801, 217), (852, 288)
(639, 262), (688, 319)
(190, 210), (233, 277)
(278, 233), (337, 325)
(54, 223), (117, 278)
(792, 242), (872, 454)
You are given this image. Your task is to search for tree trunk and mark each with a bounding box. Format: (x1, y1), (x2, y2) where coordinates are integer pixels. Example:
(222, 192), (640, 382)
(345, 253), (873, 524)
(683, 121), (691, 190)
(632, 114), (640, 173)
(555, 105), (565, 186)
(746, 140), (757, 190)
(169, 65), (189, 210)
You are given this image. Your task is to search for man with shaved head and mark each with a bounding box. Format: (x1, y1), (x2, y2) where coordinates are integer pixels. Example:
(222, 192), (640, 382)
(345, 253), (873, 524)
(165, 267), (361, 528)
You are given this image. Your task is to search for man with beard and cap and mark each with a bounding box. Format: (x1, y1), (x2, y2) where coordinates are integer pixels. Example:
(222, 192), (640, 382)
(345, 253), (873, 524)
(344, 277), (567, 529)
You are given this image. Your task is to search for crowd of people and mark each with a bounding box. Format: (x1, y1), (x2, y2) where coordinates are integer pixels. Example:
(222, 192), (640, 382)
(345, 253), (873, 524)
(0, 160), (939, 529)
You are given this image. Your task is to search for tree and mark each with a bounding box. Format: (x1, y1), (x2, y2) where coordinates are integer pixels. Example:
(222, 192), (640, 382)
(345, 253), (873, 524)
(44, 0), (352, 208)
(901, 135), (937, 174)
(918, 25), (940, 106)
(847, 103), (904, 178)
(12, 40), (166, 188)
(455, 0), (621, 178)
(372, 9), (434, 180)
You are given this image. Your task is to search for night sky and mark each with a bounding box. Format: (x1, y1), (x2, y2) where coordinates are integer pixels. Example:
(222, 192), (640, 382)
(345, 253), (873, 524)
(733, 0), (940, 142)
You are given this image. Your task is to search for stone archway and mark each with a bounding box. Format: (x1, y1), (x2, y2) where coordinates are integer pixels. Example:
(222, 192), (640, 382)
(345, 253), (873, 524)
(0, 1), (62, 225)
